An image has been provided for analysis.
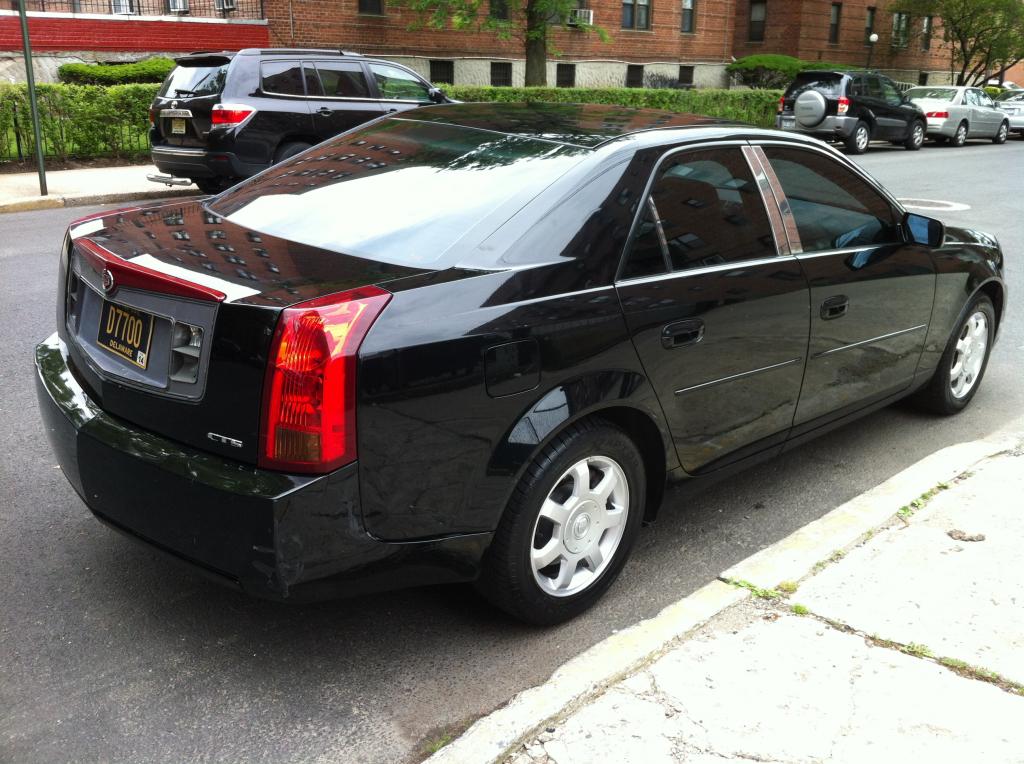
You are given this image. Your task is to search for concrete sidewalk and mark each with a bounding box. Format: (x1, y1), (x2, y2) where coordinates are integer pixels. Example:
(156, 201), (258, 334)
(0, 164), (199, 213)
(431, 437), (1024, 764)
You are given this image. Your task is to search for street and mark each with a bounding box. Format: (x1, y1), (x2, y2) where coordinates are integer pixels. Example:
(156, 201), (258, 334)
(1, 140), (1023, 763)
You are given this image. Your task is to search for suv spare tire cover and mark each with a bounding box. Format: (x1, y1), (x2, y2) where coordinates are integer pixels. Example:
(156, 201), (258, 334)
(794, 90), (828, 128)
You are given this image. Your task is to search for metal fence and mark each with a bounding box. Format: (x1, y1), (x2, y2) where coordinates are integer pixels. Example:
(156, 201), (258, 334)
(10, 0), (263, 19)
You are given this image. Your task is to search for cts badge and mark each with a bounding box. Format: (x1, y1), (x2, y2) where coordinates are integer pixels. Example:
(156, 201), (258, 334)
(101, 269), (115, 293)
(207, 432), (243, 448)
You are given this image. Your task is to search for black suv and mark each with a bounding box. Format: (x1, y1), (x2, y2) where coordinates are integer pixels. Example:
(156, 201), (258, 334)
(148, 48), (451, 193)
(776, 70), (926, 154)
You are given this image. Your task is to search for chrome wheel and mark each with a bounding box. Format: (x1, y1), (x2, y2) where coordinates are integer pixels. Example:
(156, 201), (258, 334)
(531, 455), (629, 598)
(911, 123), (924, 148)
(995, 123), (1008, 143)
(954, 122), (968, 146)
(855, 126), (869, 152)
(950, 311), (988, 399)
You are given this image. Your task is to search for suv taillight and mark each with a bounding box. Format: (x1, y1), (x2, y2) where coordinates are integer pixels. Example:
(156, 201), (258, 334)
(148, 107), (156, 126)
(259, 286), (391, 474)
(778, 96), (785, 113)
(211, 104), (255, 127)
(837, 96), (850, 115)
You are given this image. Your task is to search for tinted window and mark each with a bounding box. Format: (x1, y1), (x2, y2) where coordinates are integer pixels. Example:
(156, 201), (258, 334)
(314, 61), (371, 98)
(209, 120), (588, 267)
(878, 77), (901, 105)
(261, 62), (306, 96)
(866, 76), (883, 98)
(159, 63), (228, 97)
(763, 146), (898, 252)
(369, 63), (432, 102)
(622, 147), (776, 278)
(786, 72), (844, 99)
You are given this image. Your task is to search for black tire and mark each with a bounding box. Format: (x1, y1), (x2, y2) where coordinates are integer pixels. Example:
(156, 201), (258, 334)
(904, 120), (925, 150)
(844, 121), (871, 154)
(193, 177), (233, 195)
(476, 418), (647, 625)
(993, 121), (1009, 144)
(951, 121), (968, 147)
(911, 294), (995, 415)
(274, 141), (312, 163)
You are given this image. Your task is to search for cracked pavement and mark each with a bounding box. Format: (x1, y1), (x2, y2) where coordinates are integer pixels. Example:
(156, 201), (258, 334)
(505, 448), (1024, 764)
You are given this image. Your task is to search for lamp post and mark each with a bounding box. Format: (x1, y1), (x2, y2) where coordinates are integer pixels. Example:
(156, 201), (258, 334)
(16, 0), (47, 196)
(865, 32), (879, 71)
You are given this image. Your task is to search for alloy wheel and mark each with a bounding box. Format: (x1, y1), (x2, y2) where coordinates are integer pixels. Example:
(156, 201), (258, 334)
(855, 126), (869, 152)
(530, 455), (629, 597)
(950, 311), (989, 399)
(996, 123), (1008, 143)
(912, 123), (924, 147)
(954, 123), (968, 146)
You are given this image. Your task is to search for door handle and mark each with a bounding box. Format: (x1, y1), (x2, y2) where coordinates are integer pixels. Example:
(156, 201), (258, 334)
(821, 295), (849, 320)
(316, 107), (333, 116)
(661, 319), (704, 349)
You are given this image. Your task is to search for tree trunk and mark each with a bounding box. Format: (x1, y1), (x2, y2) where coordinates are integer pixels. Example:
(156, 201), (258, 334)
(524, 0), (548, 86)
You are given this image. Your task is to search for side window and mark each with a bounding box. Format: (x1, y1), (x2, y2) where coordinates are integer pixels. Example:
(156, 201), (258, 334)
(314, 61), (372, 98)
(848, 76), (864, 97)
(866, 76), (883, 99)
(261, 62), (307, 96)
(763, 146), (899, 252)
(621, 147), (778, 279)
(878, 77), (901, 105)
(369, 63), (433, 102)
(979, 91), (995, 108)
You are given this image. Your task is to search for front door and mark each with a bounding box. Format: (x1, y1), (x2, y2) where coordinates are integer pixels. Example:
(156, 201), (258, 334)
(616, 144), (810, 473)
(758, 144), (936, 428)
(305, 60), (384, 142)
(367, 62), (436, 116)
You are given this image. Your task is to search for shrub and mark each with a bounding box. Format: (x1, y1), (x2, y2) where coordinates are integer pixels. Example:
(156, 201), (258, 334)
(727, 54), (858, 89)
(58, 57), (175, 86)
(444, 85), (783, 128)
(983, 86), (1005, 97)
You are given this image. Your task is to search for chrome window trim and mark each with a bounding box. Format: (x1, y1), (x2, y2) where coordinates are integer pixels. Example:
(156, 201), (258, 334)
(794, 244), (902, 260)
(742, 144), (797, 256)
(812, 324), (928, 359)
(675, 356), (803, 395)
(616, 254), (797, 286)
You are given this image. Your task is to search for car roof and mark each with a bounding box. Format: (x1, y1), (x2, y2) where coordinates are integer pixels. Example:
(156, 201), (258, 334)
(395, 102), (740, 149)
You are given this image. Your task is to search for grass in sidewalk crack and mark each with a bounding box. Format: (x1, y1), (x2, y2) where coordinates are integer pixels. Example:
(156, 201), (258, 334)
(937, 657), (1024, 696)
(724, 578), (783, 600)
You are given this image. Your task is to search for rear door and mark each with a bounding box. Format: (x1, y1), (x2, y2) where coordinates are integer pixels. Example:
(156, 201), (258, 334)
(253, 59), (316, 158)
(367, 62), (436, 116)
(305, 60), (384, 141)
(615, 144), (810, 473)
(758, 143), (936, 428)
(152, 56), (231, 148)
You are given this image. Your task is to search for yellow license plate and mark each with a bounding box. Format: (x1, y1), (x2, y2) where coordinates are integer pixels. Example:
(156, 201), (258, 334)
(97, 301), (155, 369)
(171, 118), (186, 135)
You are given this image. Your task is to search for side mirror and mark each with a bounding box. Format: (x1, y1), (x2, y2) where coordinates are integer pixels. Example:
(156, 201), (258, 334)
(429, 87), (447, 104)
(904, 212), (944, 248)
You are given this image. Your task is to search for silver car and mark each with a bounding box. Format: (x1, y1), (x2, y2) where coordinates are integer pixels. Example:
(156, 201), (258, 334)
(905, 86), (1010, 146)
(995, 90), (1024, 137)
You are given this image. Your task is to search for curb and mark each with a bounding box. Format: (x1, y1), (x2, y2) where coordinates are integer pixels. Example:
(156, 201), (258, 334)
(427, 433), (1018, 764)
(0, 187), (199, 214)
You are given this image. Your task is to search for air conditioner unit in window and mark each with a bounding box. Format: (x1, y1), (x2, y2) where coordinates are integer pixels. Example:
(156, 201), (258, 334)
(568, 8), (593, 25)
(214, 0), (237, 11)
(110, 0), (135, 14)
(168, 0), (189, 12)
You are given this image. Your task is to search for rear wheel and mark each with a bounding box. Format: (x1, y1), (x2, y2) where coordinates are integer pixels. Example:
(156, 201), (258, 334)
(274, 141), (312, 163)
(844, 121), (871, 154)
(476, 418), (646, 625)
(904, 121), (925, 150)
(993, 121), (1009, 144)
(911, 294), (995, 415)
(951, 121), (968, 147)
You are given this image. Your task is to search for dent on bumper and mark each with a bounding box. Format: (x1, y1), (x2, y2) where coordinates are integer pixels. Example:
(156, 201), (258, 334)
(34, 333), (490, 601)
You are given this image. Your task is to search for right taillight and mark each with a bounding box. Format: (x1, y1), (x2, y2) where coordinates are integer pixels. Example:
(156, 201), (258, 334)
(211, 104), (255, 127)
(837, 96), (850, 115)
(777, 96), (785, 113)
(926, 110), (950, 118)
(259, 286), (391, 474)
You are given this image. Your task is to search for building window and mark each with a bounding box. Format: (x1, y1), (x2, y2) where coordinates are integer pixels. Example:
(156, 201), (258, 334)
(921, 15), (932, 50)
(358, 0), (383, 14)
(489, 0), (508, 20)
(679, 65), (694, 86)
(749, 0), (766, 42)
(490, 61), (513, 87)
(626, 64), (644, 88)
(917, 71), (929, 85)
(829, 3), (841, 43)
(681, 0), (695, 32)
(891, 11), (909, 48)
(429, 60), (454, 84)
(556, 63), (576, 88)
(864, 6), (875, 42)
(622, 0), (650, 30)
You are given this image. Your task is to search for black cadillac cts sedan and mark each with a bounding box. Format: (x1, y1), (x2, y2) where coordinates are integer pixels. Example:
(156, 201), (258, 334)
(36, 103), (1006, 624)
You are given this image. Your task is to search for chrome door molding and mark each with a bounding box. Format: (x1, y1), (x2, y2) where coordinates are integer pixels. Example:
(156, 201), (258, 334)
(674, 357), (804, 395)
(811, 324), (928, 359)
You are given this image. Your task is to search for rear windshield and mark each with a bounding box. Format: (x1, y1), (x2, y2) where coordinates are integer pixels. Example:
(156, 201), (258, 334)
(159, 62), (229, 98)
(786, 73), (844, 98)
(209, 119), (588, 267)
(905, 87), (957, 101)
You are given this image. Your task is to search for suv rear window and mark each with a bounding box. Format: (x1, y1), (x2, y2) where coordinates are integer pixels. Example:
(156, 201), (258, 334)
(786, 73), (844, 99)
(209, 120), (588, 267)
(159, 62), (229, 98)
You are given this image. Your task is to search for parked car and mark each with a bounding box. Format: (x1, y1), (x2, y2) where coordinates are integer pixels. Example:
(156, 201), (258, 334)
(986, 79), (1020, 90)
(38, 104), (1005, 624)
(995, 89), (1024, 137)
(777, 70), (926, 154)
(148, 48), (451, 194)
(905, 86), (1011, 146)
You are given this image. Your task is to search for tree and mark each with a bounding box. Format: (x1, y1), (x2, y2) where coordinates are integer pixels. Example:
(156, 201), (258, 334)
(395, 0), (607, 86)
(897, 0), (1024, 84)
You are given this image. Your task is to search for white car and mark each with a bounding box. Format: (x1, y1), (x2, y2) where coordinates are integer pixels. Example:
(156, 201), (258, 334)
(995, 90), (1024, 137)
(905, 86), (1010, 146)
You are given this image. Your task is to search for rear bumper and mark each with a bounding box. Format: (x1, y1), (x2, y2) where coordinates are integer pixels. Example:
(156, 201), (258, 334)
(776, 114), (859, 140)
(35, 333), (489, 601)
(150, 145), (266, 181)
(925, 117), (958, 137)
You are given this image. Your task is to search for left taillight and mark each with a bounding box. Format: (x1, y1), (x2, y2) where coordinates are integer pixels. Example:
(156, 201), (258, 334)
(837, 96), (850, 116)
(259, 286), (391, 474)
(211, 104), (255, 127)
(148, 106), (156, 126)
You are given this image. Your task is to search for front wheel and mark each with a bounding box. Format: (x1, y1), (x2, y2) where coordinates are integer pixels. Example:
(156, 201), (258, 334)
(904, 121), (925, 150)
(951, 121), (968, 147)
(844, 121), (871, 154)
(476, 419), (646, 625)
(993, 121), (1009, 144)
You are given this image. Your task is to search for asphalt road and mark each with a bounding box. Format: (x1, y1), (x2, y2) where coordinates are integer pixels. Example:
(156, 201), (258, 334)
(2, 140), (1023, 764)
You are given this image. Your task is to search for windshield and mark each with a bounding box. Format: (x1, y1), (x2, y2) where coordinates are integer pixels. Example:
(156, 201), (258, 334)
(906, 87), (957, 101)
(159, 62), (229, 98)
(996, 90), (1024, 102)
(209, 119), (589, 267)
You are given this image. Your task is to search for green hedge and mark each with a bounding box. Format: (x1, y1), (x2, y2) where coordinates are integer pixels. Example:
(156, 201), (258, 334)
(58, 57), (175, 85)
(0, 83), (158, 162)
(445, 86), (783, 128)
